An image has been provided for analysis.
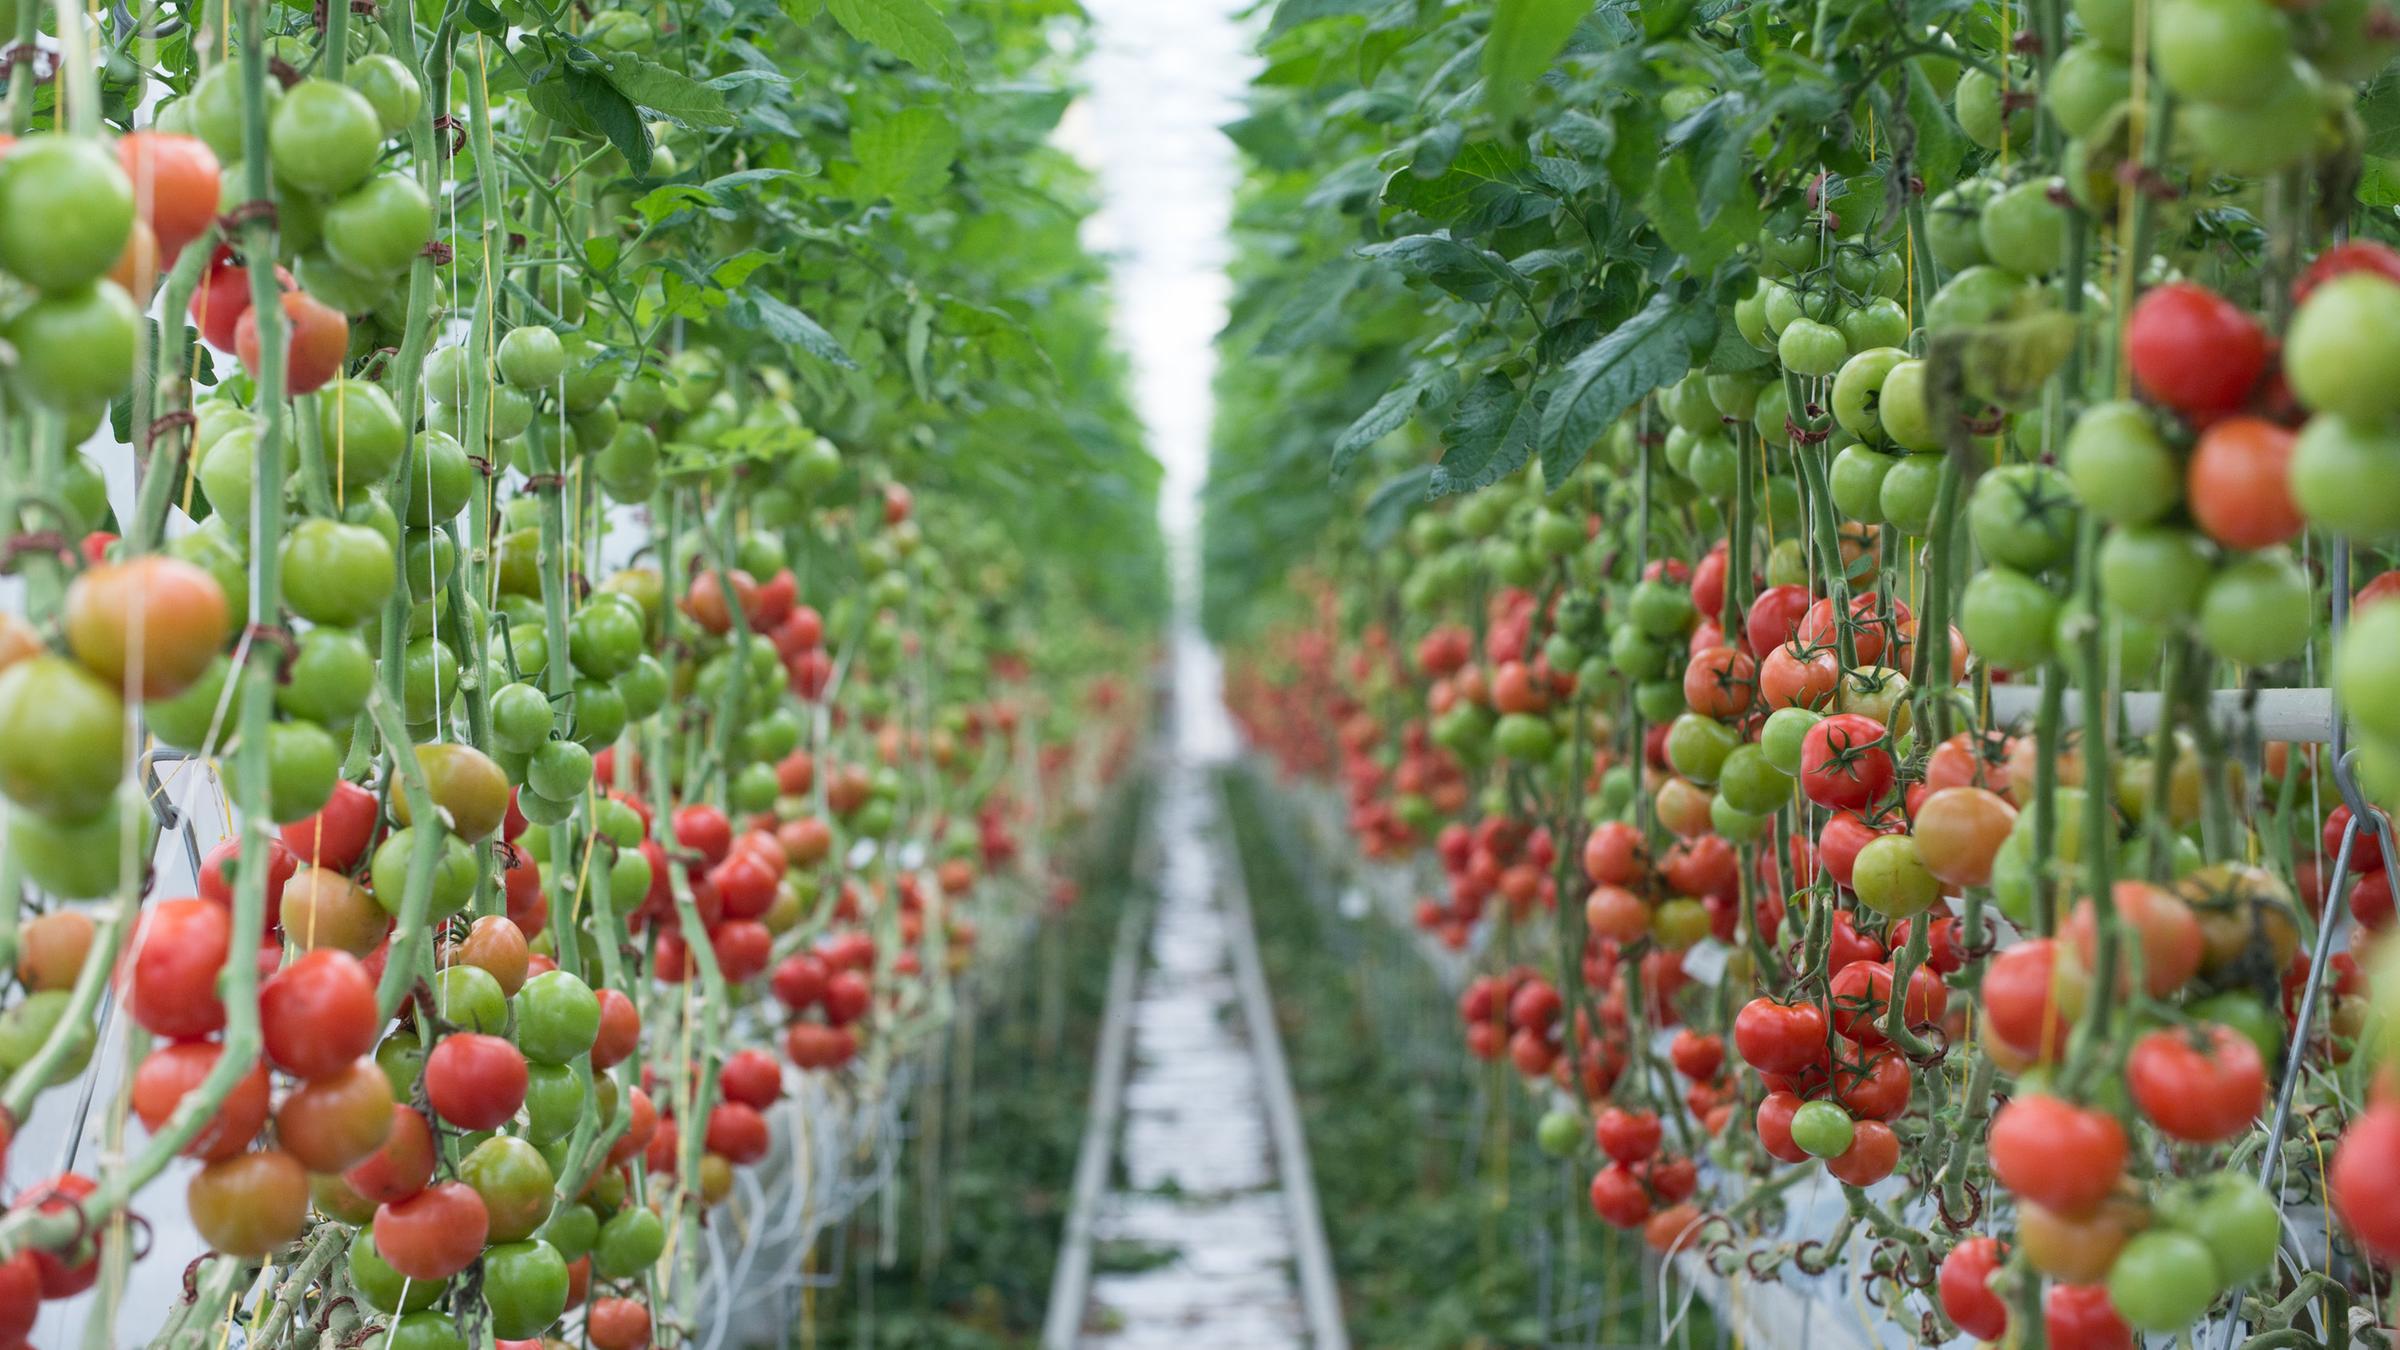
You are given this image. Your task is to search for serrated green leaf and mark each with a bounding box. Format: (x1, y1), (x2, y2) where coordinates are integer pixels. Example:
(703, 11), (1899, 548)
(739, 292), (859, 368)
(1644, 155), (1761, 273)
(1358, 233), (1528, 303)
(1256, 259), (1368, 358)
(824, 0), (964, 79)
(1268, 0), (1386, 36)
(598, 55), (737, 127)
(1483, 0), (1586, 125)
(1331, 365), (1448, 483)
(712, 251), (775, 287)
(1431, 372), (1540, 497)
(584, 236), (621, 274)
(530, 67), (651, 175)
(2364, 155), (2400, 207)
(1539, 288), (1708, 456)
(852, 106), (959, 208)
(1363, 464), (1437, 545)
(1381, 141), (1534, 227)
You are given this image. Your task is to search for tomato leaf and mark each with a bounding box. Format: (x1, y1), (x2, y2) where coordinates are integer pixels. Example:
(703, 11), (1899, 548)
(529, 67), (651, 175)
(1330, 364), (1456, 483)
(1267, 0), (1389, 38)
(1252, 257), (1368, 357)
(1482, 0), (1587, 125)
(1539, 288), (1713, 464)
(1358, 233), (1529, 304)
(823, 0), (965, 81)
(852, 106), (959, 209)
(1432, 372), (1542, 498)
(735, 293), (859, 369)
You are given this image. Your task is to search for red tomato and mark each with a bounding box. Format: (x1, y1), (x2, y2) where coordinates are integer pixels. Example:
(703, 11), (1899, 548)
(423, 1033), (528, 1131)
(1744, 584), (1814, 659)
(130, 1041), (269, 1161)
(128, 898), (230, 1039)
(2187, 417), (2302, 548)
(2334, 1101), (2400, 1261)
(1593, 1107), (1663, 1165)
(1733, 997), (1828, 1075)
(1939, 1237), (2010, 1341)
(1990, 1095), (2125, 1217)
(1587, 1163), (1651, 1228)
(1797, 713), (1895, 810)
(2125, 283), (2267, 419)
(2295, 240), (2400, 304)
(2046, 1283), (2133, 1350)
(373, 1180), (489, 1281)
(1755, 1090), (1809, 1164)
(2126, 1023), (2265, 1143)
(259, 948), (378, 1080)
(1824, 1118), (1898, 1186)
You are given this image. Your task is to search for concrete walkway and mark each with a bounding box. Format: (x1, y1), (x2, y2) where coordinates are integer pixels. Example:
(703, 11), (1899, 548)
(1080, 762), (1308, 1347)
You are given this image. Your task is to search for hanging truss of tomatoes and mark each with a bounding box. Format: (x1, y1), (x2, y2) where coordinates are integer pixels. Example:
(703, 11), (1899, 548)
(0, 0), (1160, 1343)
(1212, 0), (2400, 1344)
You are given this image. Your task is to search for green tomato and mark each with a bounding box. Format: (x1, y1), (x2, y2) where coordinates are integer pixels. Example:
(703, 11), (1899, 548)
(481, 1239), (569, 1338)
(350, 1230), (444, 1313)
(2099, 525), (2214, 621)
(1955, 66), (2030, 151)
(1778, 318), (1850, 378)
(265, 720), (339, 823)
(435, 964), (509, 1033)
(516, 969), (601, 1065)
(401, 636), (459, 725)
(591, 1206), (667, 1280)
(1664, 713), (1738, 785)
(2198, 551), (2312, 667)
(522, 1062), (587, 1143)
(151, 658), (235, 752)
(1837, 301), (1910, 360)
(2286, 273), (2400, 424)
(534, 1199), (601, 1261)
(490, 682), (554, 754)
(459, 1136), (555, 1243)
(1968, 463), (2079, 573)
(1960, 567), (2059, 671)
(1926, 180), (1998, 273)
(1829, 442), (1900, 520)
(4, 282), (140, 413)
(1852, 833), (1940, 918)
(2046, 42), (2133, 139)
(383, 1311), (469, 1350)
(1493, 712), (1558, 762)
(281, 520), (397, 628)
(2292, 413), (2400, 539)
(1879, 452), (1947, 536)
(1877, 361), (1938, 451)
(2065, 400), (2180, 524)
(344, 52), (424, 134)
(1717, 743), (1792, 815)
(1759, 707), (1821, 775)
(2105, 1230), (2222, 1332)
(0, 135), (134, 291)
(2153, 0), (2290, 106)
(1977, 179), (2070, 276)
(369, 827), (479, 919)
(2178, 59), (2321, 174)
(499, 325), (568, 388)
(402, 431), (476, 527)
(324, 174), (433, 280)
(1789, 1100), (1855, 1159)
(1536, 1110), (1584, 1158)
(269, 80), (384, 197)
(2157, 1174), (2280, 1288)
(1629, 578), (1695, 638)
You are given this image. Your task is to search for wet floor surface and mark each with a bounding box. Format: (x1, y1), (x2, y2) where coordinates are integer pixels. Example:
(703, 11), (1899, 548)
(1082, 765), (1307, 1348)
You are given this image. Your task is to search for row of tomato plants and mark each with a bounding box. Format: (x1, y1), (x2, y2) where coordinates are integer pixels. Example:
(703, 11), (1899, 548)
(1213, 0), (2400, 1344)
(0, 0), (1159, 1344)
